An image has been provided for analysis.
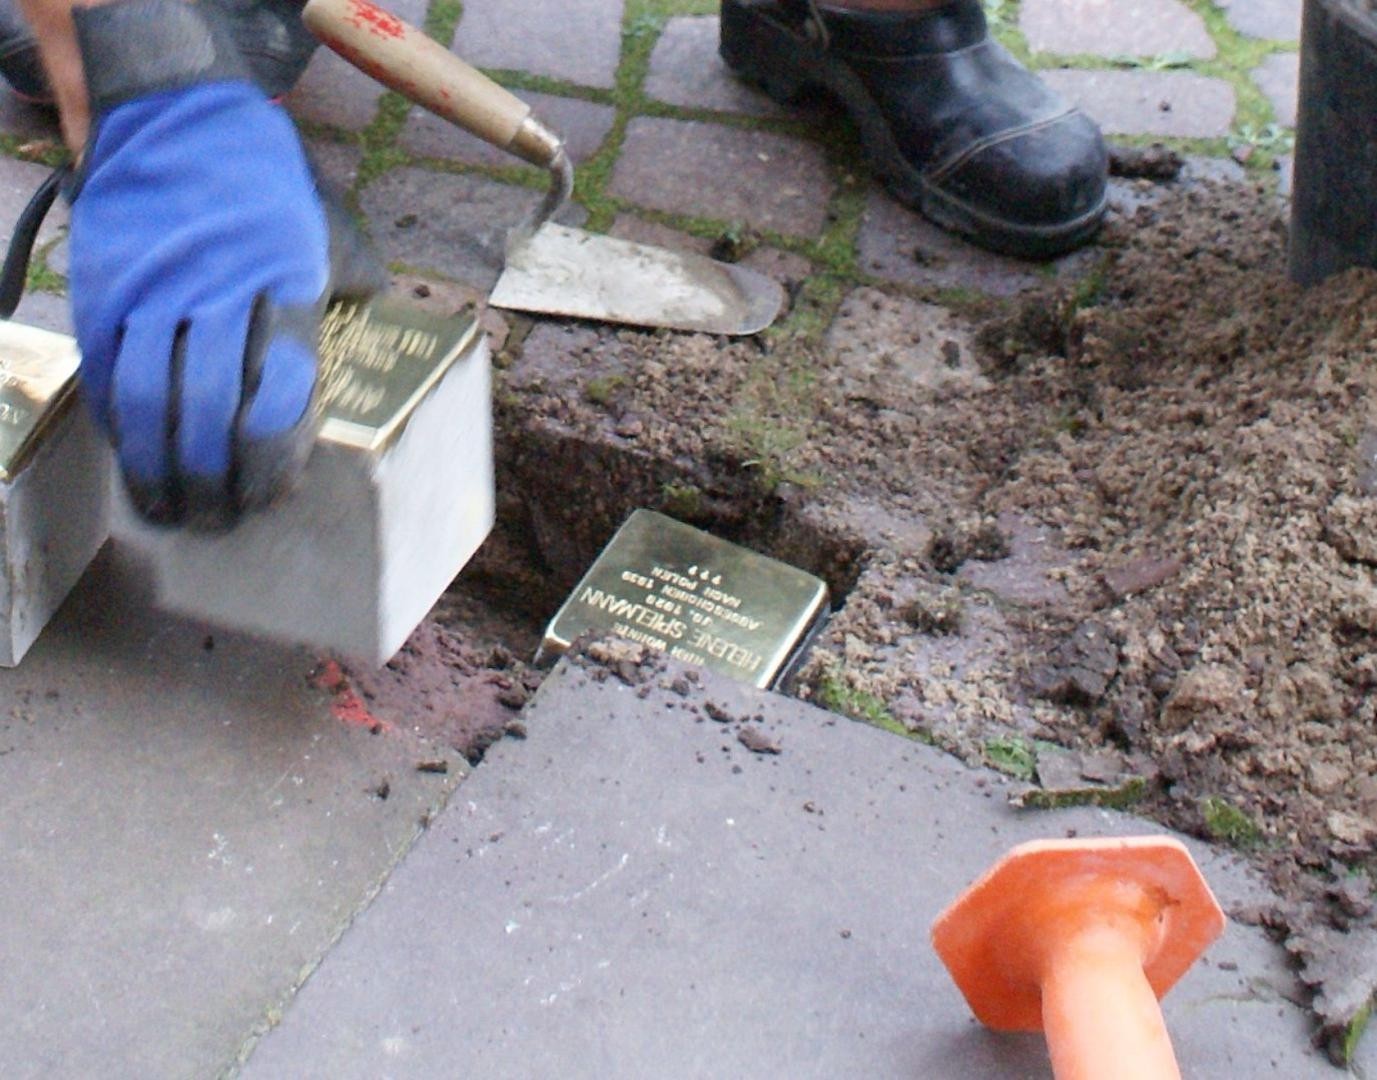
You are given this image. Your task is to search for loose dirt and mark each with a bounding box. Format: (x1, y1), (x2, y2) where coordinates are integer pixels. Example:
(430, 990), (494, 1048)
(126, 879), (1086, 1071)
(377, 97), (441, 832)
(375, 172), (1377, 1058)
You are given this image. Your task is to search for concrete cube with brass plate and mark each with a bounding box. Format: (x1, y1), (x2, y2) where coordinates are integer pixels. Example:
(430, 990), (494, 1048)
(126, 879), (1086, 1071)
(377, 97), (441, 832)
(0, 322), (111, 667)
(542, 510), (829, 689)
(112, 298), (494, 665)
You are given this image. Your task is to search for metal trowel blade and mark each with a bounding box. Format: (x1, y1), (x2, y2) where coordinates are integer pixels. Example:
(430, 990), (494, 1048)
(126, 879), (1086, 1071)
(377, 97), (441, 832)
(489, 223), (785, 335)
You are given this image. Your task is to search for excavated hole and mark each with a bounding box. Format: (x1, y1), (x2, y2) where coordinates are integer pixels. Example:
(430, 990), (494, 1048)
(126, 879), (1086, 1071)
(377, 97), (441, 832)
(344, 402), (868, 766)
(457, 422), (868, 640)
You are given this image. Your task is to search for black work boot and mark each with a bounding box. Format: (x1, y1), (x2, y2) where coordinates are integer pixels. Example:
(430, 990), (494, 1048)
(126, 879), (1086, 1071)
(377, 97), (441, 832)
(0, 0), (319, 102)
(719, 0), (1108, 258)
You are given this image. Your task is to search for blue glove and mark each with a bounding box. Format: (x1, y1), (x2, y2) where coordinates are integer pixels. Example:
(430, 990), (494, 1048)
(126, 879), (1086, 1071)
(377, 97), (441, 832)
(69, 0), (378, 528)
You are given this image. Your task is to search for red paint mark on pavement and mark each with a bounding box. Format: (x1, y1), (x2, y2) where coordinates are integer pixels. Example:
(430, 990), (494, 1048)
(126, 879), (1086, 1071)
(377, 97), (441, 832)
(345, 0), (406, 39)
(311, 659), (395, 733)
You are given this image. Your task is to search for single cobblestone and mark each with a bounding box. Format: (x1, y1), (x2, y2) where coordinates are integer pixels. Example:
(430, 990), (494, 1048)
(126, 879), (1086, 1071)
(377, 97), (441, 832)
(359, 167), (585, 290)
(610, 118), (833, 237)
(287, 49), (386, 132)
(1216, 0), (1303, 40)
(1041, 70), (1236, 138)
(1021, 0), (1216, 59)
(400, 92), (615, 167)
(824, 287), (988, 397)
(856, 190), (1041, 297)
(645, 17), (792, 116)
(303, 140), (366, 195)
(455, 0), (624, 89)
(511, 323), (623, 398)
(1252, 52), (1300, 127)
(956, 512), (1078, 608)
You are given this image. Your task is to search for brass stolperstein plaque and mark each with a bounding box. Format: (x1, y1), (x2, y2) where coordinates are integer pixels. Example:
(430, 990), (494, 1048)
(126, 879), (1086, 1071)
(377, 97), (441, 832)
(0, 321), (81, 484)
(316, 297), (481, 453)
(542, 510), (830, 689)
(1, 298), (479, 484)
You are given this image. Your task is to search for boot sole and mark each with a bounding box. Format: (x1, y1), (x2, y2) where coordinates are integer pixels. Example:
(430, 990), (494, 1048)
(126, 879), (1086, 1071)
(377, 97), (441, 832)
(719, 0), (1105, 259)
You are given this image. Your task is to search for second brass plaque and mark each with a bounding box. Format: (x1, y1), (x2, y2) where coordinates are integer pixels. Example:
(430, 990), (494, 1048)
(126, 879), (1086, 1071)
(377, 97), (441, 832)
(543, 510), (828, 689)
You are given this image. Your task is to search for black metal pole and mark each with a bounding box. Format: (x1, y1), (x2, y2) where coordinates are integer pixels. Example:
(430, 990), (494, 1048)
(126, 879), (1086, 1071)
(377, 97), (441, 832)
(1288, 0), (1377, 285)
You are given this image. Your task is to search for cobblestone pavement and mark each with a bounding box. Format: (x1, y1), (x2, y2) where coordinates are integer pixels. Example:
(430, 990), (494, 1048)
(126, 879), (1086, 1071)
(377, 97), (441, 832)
(0, 0), (1299, 334)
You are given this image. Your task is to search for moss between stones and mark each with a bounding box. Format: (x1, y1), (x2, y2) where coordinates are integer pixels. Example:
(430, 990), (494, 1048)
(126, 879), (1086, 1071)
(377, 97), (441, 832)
(984, 734), (1038, 781)
(1201, 795), (1265, 848)
(1342, 998), (1372, 1067)
(1014, 777), (1149, 811)
(659, 481), (704, 518)
(583, 374), (628, 406)
(813, 669), (918, 740)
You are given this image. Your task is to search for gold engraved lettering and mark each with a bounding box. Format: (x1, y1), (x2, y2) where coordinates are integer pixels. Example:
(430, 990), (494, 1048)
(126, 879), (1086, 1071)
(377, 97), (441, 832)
(659, 583), (762, 631)
(642, 592), (683, 616)
(0, 400), (28, 427)
(689, 629), (764, 674)
(613, 623), (669, 652)
(651, 565), (700, 591)
(620, 569), (656, 590)
(312, 298), (478, 451)
(578, 587), (686, 640)
(542, 512), (830, 691)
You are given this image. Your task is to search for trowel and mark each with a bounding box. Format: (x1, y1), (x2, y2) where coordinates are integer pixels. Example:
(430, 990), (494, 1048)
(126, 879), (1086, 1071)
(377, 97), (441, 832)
(301, 0), (784, 336)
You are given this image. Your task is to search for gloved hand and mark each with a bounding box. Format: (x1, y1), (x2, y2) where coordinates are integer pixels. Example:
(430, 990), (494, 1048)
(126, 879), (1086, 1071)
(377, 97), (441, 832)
(69, 0), (382, 528)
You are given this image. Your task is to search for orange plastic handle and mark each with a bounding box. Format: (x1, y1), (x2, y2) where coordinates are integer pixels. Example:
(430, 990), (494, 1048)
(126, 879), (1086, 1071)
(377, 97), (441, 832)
(1041, 918), (1181, 1080)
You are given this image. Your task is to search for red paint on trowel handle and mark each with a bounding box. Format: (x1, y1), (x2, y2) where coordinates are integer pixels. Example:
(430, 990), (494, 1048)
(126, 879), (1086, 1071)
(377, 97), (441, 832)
(311, 659), (394, 733)
(344, 0), (406, 39)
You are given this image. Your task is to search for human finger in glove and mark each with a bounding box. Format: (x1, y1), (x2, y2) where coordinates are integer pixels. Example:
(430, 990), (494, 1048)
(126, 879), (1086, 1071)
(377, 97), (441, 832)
(19, 0), (383, 528)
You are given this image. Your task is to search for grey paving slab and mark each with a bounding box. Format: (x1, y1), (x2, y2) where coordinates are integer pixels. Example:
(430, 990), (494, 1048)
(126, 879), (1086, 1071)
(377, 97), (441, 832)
(1253, 51), (1300, 127)
(646, 16), (792, 116)
(1217, 0), (1303, 40)
(1041, 69), (1236, 138)
(400, 91), (616, 167)
(0, 550), (465, 1079)
(11, 288), (71, 335)
(454, 0), (624, 89)
(1021, 0), (1216, 59)
(610, 117), (833, 237)
(242, 656), (1334, 1080)
(358, 166), (585, 290)
(857, 188), (1042, 297)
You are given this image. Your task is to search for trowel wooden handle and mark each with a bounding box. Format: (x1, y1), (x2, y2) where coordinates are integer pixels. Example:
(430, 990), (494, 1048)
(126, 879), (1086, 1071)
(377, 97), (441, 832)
(301, 0), (562, 167)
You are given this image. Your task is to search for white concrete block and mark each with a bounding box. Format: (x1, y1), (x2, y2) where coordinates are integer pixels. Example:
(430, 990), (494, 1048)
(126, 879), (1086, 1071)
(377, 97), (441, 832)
(1, 324), (110, 667)
(112, 299), (494, 666)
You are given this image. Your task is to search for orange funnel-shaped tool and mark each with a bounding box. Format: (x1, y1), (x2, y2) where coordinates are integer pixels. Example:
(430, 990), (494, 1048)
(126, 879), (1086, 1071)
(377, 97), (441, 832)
(931, 837), (1226, 1080)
